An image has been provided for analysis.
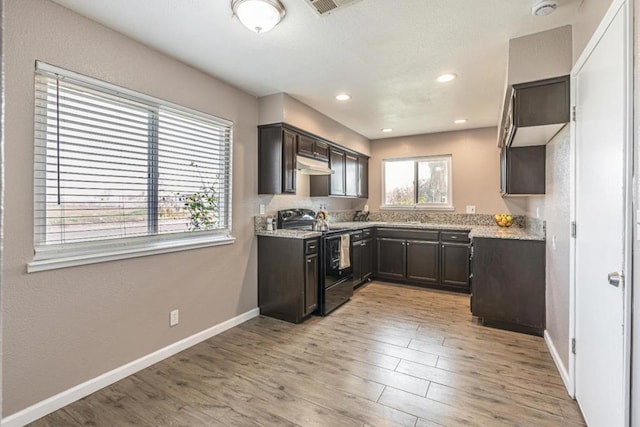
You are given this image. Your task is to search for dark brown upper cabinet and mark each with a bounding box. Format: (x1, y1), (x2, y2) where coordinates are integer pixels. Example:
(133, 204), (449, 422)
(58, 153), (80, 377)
(357, 156), (369, 198)
(258, 125), (296, 195)
(310, 148), (369, 198)
(345, 153), (358, 197)
(501, 145), (546, 196)
(298, 134), (329, 162)
(501, 75), (570, 148)
(259, 122), (368, 197)
(330, 148), (346, 196)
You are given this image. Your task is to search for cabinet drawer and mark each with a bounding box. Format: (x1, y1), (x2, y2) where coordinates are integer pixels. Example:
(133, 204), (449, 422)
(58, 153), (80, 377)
(362, 228), (374, 239)
(376, 228), (439, 241)
(350, 231), (363, 241)
(441, 231), (470, 243)
(305, 239), (319, 255)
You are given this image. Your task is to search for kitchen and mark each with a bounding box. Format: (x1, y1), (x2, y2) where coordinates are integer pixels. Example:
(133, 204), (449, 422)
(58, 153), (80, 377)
(0, 0), (637, 426)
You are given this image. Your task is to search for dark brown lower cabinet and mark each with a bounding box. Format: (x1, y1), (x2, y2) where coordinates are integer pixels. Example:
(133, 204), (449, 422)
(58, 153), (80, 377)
(471, 237), (545, 335)
(374, 228), (469, 292)
(441, 242), (471, 289)
(360, 238), (373, 281)
(352, 229), (375, 288)
(258, 236), (319, 323)
(406, 240), (439, 284)
(305, 252), (318, 315)
(376, 238), (406, 281)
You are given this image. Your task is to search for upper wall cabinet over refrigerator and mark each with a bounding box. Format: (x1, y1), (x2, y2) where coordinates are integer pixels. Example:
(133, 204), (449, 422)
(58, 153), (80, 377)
(501, 75), (570, 149)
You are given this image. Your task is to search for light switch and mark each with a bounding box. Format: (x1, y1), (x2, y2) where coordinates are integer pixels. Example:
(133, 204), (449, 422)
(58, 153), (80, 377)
(259, 204), (265, 215)
(466, 205), (476, 214)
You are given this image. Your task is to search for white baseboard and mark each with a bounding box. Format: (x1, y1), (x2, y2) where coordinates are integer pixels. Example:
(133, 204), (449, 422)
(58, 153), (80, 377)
(544, 330), (573, 397)
(2, 308), (260, 427)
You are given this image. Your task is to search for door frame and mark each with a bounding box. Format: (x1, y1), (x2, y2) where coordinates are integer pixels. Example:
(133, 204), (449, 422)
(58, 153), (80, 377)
(568, 0), (634, 422)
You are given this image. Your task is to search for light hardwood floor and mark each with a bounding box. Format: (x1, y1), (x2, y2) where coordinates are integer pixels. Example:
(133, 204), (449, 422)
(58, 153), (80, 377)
(31, 282), (584, 426)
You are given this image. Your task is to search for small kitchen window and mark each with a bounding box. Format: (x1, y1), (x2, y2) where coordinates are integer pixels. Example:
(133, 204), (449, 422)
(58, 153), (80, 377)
(30, 62), (234, 272)
(382, 155), (453, 210)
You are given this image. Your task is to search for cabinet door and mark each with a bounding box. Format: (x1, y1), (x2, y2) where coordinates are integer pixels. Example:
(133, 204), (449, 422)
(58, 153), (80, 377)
(297, 134), (315, 158)
(515, 77), (570, 127)
(304, 253), (318, 316)
(315, 140), (329, 161)
(441, 243), (470, 290)
(361, 238), (373, 281)
(406, 240), (439, 284)
(506, 146), (545, 195)
(376, 238), (405, 280)
(345, 154), (358, 197)
(282, 129), (297, 194)
(358, 157), (369, 198)
(330, 148), (346, 196)
(352, 241), (362, 286)
(472, 238), (545, 333)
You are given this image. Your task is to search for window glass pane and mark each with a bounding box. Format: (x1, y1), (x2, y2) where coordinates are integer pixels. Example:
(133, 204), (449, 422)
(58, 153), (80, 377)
(157, 110), (230, 234)
(36, 78), (150, 245)
(417, 159), (449, 205)
(384, 160), (415, 206)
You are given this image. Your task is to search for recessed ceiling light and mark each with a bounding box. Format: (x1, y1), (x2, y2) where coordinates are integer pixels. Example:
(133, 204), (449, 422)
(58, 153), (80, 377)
(437, 73), (458, 83)
(381, 128), (393, 133)
(454, 119), (467, 124)
(335, 94), (351, 101)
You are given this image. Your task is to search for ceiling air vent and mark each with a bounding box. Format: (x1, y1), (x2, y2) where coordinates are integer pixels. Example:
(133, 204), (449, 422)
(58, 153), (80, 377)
(305, 0), (365, 16)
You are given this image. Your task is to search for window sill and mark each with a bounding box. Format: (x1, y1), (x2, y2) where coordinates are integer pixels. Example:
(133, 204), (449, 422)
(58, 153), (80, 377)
(28, 235), (236, 273)
(380, 205), (455, 212)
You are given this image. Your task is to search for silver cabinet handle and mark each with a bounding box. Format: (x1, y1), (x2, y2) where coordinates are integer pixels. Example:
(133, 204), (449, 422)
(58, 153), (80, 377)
(608, 272), (623, 287)
(308, 259), (312, 263)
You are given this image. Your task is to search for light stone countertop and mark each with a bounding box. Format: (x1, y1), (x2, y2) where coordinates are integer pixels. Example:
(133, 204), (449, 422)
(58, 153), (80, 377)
(256, 222), (544, 241)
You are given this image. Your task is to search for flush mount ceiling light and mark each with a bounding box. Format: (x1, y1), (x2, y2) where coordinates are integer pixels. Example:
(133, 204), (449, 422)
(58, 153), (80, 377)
(335, 94), (351, 101)
(436, 73), (458, 83)
(231, 0), (285, 33)
(454, 119), (467, 124)
(532, 0), (558, 16)
(381, 128), (393, 133)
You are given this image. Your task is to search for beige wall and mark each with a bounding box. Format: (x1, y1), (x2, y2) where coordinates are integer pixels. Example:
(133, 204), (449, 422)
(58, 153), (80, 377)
(508, 25), (573, 85)
(3, 0), (259, 416)
(258, 93), (371, 156)
(540, 127), (571, 370)
(573, 0), (615, 63)
(369, 127), (528, 215)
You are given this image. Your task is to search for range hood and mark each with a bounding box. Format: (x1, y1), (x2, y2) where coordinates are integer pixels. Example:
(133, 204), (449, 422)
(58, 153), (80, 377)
(296, 156), (333, 175)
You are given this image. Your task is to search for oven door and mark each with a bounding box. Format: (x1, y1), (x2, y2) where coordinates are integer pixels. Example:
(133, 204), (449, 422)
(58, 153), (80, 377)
(324, 234), (353, 287)
(320, 234), (354, 315)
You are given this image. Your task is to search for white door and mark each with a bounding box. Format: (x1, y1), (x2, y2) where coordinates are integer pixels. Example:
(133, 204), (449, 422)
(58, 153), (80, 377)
(573, 1), (631, 426)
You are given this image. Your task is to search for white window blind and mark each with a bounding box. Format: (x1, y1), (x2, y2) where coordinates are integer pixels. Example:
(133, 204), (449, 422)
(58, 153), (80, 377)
(33, 62), (233, 260)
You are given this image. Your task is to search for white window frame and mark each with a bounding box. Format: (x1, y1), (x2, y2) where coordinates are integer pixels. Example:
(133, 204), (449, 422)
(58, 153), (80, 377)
(381, 154), (454, 211)
(29, 62), (235, 273)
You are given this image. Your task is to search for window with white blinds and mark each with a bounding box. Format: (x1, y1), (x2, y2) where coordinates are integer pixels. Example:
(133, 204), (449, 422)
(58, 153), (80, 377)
(33, 62), (233, 263)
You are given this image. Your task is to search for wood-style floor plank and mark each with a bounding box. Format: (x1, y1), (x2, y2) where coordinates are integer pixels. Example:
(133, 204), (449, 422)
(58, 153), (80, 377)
(30, 281), (584, 427)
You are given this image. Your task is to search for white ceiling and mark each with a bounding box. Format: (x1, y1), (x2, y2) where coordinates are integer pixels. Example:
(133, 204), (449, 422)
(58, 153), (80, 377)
(50, 0), (580, 139)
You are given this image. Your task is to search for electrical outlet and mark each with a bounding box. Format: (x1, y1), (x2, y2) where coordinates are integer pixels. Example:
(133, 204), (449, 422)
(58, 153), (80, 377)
(466, 205), (476, 214)
(170, 309), (179, 327)
(259, 204), (265, 215)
